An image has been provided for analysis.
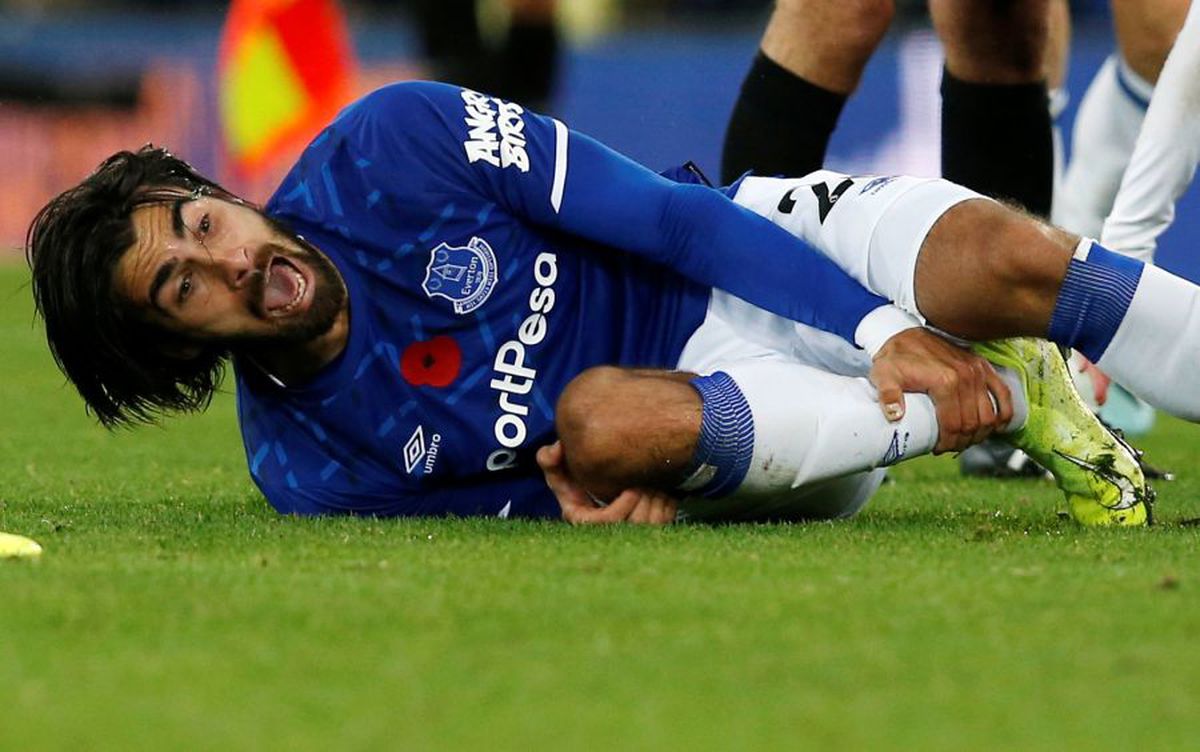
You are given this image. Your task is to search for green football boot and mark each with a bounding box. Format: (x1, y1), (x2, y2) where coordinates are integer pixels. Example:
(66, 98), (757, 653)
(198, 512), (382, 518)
(972, 337), (1153, 526)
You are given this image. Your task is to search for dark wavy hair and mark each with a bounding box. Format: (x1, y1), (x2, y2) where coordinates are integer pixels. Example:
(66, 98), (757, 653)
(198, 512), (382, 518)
(26, 146), (236, 428)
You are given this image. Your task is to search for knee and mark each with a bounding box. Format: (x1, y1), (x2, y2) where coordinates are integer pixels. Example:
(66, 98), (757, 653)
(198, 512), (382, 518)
(934, 0), (1049, 81)
(772, 0), (895, 59)
(1118, 18), (1185, 83)
(555, 366), (636, 482)
(825, 0), (895, 55)
(555, 367), (701, 495)
(843, 0), (896, 56)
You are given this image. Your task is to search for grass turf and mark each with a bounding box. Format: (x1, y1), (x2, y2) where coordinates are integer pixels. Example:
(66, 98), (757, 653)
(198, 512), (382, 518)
(1, 264), (1198, 750)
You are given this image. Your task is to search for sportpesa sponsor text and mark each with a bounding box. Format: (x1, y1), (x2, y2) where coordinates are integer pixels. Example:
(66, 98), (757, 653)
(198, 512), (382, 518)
(487, 252), (558, 471)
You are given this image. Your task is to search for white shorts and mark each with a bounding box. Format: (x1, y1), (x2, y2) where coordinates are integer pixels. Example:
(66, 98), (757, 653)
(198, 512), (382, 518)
(675, 171), (982, 521)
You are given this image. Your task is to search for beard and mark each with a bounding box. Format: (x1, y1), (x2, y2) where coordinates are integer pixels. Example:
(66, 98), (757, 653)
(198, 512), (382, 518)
(225, 223), (348, 350)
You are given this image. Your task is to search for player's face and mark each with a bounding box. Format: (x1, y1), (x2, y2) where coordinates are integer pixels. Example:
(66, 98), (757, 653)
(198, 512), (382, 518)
(115, 190), (346, 348)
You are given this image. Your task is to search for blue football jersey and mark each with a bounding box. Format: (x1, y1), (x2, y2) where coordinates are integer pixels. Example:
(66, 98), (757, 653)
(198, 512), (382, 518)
(236, 82), (893, 518)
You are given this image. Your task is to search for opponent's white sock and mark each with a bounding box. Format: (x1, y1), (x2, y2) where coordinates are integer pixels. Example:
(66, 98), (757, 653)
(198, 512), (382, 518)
(1097, 261), (1200, 421)
(1050, 86), (1070, 215)
(1045, 238), (1200, 420)
(1053, 55), (1152, 237)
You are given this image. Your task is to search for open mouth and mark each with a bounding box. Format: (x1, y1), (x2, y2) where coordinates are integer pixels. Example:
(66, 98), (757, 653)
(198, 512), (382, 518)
(263, 255), (310, 316)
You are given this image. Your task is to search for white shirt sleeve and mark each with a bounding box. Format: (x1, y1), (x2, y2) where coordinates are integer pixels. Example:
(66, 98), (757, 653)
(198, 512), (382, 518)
(1100, 0), (1200, 263)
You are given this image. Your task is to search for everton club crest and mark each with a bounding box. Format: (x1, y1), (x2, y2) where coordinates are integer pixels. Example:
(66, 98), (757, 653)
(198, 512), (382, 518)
(422, 236), (499, 314)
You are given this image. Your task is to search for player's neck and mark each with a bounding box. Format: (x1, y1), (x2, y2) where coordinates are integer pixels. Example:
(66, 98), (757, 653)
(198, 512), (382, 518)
(244, 307), (351, 389)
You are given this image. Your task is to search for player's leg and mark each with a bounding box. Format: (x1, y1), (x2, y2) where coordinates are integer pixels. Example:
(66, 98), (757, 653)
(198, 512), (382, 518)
(931, 2), (1054, 479)
(719, 0), (894, 184)
(1056, 0), (1190, 236)
(911, 194), (1200, 428)
(894, 189), (1200, 432)
(1111, 0), (1190, 85)
(728, 172), (1160, 524)
(1053, 51), (1157, 432)
(1053, 55), (1152, 238)
(1099, 0), (1196, 261)
(732, 169), (1200, 422)
(931, 0), (1054, 217)
(553, 361), (944, 521)
(495, 0), (560, 111)
(554, 337), (1146, 525)
(1046, 0), (1071, 211)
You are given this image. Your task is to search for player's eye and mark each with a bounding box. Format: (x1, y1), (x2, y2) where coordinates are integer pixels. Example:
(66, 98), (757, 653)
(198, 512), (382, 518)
(178, 272), (193, 304)
(196, 213), (211, 237)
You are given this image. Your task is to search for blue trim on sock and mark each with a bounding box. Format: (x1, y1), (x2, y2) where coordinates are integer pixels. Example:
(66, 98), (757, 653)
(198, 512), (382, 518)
(685, 372), (755, 498)
(1048, 243), (1143, 362)
(1115, 63), (1151, 111)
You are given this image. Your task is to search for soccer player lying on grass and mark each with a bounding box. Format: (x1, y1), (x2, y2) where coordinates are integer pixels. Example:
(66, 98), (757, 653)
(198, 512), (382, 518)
(29, 83), (1197, 527)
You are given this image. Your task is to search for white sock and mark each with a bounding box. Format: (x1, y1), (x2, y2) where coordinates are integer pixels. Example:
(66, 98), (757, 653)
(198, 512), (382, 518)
(1053, 55), (1152, 237)
(716, 360), (940, 494)
(1050, 86), (1070, 217)
(710, 357), (1034, 497)
(997, 366), (1029, 433)
(1097, 263), (1200, 421)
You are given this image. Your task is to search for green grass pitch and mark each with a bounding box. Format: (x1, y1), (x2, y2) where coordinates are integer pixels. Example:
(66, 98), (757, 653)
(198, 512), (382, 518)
(1, 264), (1198, 750)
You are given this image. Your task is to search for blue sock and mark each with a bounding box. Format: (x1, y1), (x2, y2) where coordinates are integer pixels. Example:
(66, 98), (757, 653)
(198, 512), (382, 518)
(1047, 242), (1143, 362)
(679, 372), (755, 498)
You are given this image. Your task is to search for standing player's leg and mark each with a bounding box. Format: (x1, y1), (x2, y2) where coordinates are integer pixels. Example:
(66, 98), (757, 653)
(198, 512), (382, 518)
(932, 0), (1054, 218)
(1046, 0), (1071, 202)
(1053, 46), (1158, 431)
(719, 0), (894, 184)
(1057, 0), (1191, 436)
(932, 0), (1057, 477)
(494, 0), (560, 112)
(1053, 57), (1153, 238)
(1100, 0), (1200, 268)
(1111, 0), (1189, 90)
(1054, 0), (1189, 240)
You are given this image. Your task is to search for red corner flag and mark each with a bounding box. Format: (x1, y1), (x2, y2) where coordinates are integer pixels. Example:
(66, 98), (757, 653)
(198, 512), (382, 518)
(218, 0), (357, 178)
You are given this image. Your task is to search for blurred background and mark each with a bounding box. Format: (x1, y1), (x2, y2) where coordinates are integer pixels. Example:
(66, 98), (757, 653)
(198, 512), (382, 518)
(3, 0), (1197, 280)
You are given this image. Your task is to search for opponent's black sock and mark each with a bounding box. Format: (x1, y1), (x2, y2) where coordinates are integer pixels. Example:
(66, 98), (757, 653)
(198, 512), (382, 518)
(497, 17), (560, 111)
(414, 0), (489, 91)
(940, 69), (1053, 217)
(720, 51), (848, 184)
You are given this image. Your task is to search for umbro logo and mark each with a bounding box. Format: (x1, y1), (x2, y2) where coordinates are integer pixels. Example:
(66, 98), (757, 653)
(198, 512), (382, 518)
(403, 425), (443, 475)
(881, 430), (909, 466)
(859, 175), (898, 195)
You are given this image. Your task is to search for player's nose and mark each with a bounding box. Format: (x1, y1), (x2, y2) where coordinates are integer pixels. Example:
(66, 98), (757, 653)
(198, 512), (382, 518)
(215, 246), (256, 289)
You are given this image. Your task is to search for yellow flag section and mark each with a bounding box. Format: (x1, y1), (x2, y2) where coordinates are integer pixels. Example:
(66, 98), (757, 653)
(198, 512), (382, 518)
(218, 0), (356, 177)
